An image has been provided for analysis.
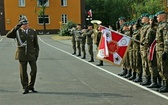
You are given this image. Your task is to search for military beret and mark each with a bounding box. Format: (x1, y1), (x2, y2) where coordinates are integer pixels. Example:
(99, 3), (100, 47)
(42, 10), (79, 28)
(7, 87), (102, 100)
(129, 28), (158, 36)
(140, 13), (149, 18)
(87, 24), (93, 27)
(122, 22), (129, 26)
(118, 17), (126, 21)
(149, 15), (154, 19)
(155, 11), (166, 16)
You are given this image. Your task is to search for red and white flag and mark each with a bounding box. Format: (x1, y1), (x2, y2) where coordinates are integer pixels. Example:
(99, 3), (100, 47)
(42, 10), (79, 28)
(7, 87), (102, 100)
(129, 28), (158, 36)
(87, 9), (92, 17)
(97, 26), (131, 66)
(148, 40), (156, 61)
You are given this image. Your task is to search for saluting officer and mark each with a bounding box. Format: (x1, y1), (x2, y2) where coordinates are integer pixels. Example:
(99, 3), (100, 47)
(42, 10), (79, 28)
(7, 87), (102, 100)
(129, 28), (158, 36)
(6, 15), (39, 94)
(155, 11), (168, 92)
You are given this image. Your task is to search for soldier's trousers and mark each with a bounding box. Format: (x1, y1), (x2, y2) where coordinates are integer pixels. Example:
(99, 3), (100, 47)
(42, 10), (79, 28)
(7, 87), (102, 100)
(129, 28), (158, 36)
(156, 51), (168, 81)
(123, 52), (130, 70)
(148, 51), (158, 79)
(132, 50), (142, 74)
(72, 39), (76, 53)
(87, 44), (94, 58)
(19, 60), (37, 89)
(140, 50), (150, 78)
(76, 40), (81, 54)
(129, 49), (133, 70)
(81, 42), (86, 56)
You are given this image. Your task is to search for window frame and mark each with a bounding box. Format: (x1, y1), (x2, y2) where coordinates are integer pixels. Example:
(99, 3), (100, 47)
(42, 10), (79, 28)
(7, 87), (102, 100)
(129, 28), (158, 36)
(38, 15), (50, 25)
(61, 0), (67, 7)
(18, 0), (25, 7)
(61, 14), (68, 24)
(37, 0), (50, 7)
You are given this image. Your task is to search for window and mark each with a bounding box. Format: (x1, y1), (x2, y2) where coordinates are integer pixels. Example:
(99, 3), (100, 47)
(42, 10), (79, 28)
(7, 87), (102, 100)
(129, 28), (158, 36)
(61, 0), (67, 6)
(18, 0), (25, 7)
(61, 14), (68, 24)
(38, 15), (50, 25)
(37, 0), (49, 7)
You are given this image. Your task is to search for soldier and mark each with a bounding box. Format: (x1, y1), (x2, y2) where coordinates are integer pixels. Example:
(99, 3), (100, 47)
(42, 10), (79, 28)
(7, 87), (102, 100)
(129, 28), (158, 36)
(139, 13), (151, 85)
(74, 24), (82, 56)
(70, 26), (76, 55)
(79, 28), (87, 59)
(155, 11), (168, 92)
(91, 20), (103, 66)
(145, 15), (161, 88)
(117, 17), (128, 76)
(6, 15), (39, 94)
(121, 22), (132, 78)
(85, 24), (94, 62)
(129, 19), (143, 82)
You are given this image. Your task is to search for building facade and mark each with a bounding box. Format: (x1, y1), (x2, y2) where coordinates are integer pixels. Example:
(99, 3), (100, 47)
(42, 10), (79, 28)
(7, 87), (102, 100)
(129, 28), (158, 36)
(0, 0), (85, 35)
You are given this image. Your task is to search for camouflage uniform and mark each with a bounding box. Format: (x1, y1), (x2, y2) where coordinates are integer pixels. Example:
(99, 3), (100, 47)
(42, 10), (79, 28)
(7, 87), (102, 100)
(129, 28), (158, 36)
(131, 29), (143, 81)
(140, 23), (151, 85)
(156, 21), (168, 92)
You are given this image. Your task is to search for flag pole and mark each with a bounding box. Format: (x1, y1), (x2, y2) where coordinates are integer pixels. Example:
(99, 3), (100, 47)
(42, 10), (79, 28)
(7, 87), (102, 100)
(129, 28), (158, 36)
(100, 25), (141, 43)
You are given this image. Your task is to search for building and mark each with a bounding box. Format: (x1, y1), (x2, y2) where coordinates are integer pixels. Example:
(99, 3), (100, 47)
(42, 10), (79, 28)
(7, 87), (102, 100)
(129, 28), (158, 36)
(0, 0), (85, 35)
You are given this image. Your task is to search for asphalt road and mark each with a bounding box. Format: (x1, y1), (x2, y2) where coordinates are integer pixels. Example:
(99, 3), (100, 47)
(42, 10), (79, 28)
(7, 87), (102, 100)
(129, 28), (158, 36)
(0, 35), (168, 105)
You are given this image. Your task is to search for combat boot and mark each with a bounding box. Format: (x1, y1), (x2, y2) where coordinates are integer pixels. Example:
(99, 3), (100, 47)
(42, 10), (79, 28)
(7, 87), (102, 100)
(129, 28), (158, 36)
(128, 72), (136, 80)
(96, 60), (103, 66)
(124, 69), (132, 78)
(158, 80), (168, 92)
(88, 57), (94, 62)
(81, 55), (86, 59)
(134, 73), (142, 82)
(118, 68), (127, 76)
(140, 76), (151, 86)
(147, 77), (160, 88)
(77, 52), (81, 56)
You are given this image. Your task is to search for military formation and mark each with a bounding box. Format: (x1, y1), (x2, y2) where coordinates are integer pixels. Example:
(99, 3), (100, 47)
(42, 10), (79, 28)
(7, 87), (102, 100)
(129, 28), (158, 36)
(70, 10), (168, 93)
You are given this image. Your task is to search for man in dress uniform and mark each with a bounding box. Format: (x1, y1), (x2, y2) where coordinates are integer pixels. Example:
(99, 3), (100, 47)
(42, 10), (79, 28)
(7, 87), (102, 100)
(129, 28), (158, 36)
(6, 15), (39, 94)
(155, 11), (168, 92)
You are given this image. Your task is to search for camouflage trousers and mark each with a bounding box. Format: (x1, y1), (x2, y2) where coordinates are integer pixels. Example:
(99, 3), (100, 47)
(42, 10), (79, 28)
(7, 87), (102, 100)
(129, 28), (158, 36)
(156, 51), (168, 81)
(140, 50), (150, 78)
(148, 51), (158, 78)
(132, 50), (142, 74)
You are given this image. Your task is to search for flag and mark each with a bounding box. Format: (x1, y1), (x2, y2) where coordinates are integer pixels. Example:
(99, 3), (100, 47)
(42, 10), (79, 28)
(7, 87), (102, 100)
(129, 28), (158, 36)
(148, 40), (156, 61)
(97, 26), (131, 66)
(87, 9), (92, 17)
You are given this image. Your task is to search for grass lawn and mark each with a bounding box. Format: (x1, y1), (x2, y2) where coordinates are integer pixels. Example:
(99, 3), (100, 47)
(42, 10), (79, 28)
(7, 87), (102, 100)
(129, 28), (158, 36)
(52, 34), (72, 40)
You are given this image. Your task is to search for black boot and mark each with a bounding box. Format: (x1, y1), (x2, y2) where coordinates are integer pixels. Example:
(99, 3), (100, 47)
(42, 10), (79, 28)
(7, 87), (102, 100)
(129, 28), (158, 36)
(96, 60), (103, 66)
(158, 80), (168, 92)
(81, 55), (86, 59)
(88, 57), (94, 62)
(140, 76), (151, 85)
(77, 52), (81, 56)
(128, 72), (136, 80)
(147, 77), (160, 88)
(124, 69), (132, 78)
(134, 73), (142, 82)
(72, 52), (76, 55)
(118, 68), (127, 76)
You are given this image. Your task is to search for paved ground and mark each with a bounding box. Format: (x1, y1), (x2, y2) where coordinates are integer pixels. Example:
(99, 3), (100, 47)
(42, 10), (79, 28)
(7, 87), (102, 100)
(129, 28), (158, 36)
(0, 35), (168, 105)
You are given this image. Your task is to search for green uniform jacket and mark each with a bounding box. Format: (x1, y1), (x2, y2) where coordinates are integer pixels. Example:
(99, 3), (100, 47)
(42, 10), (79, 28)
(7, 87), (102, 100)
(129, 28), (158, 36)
(6, 28), (39, 61)
(85, 29), (94, 45)
(156, 22), (168, 52)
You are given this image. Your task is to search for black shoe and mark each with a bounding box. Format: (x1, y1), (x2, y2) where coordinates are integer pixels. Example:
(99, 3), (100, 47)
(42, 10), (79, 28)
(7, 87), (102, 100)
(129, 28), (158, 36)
(140, 81), (151, 86)
(96, 63), (103, 66)
(118, 69), (127, 76)
(124, 73), (132, 78)
(88, 60), (94, 62)
(29, 88), (38, 93)
(134, 77), (142, 82)
(77, 54), (81, 56)
(72, 52), (76, 55)
(81, 57), (86, 59)
(158, 86), (168, 93)
(147, 83), (161, 88)
(23, 89), (29, 94)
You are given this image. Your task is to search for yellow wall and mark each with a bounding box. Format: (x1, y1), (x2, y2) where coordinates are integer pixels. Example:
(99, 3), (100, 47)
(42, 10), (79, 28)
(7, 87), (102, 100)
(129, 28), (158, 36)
(4, 0), (82, 31)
